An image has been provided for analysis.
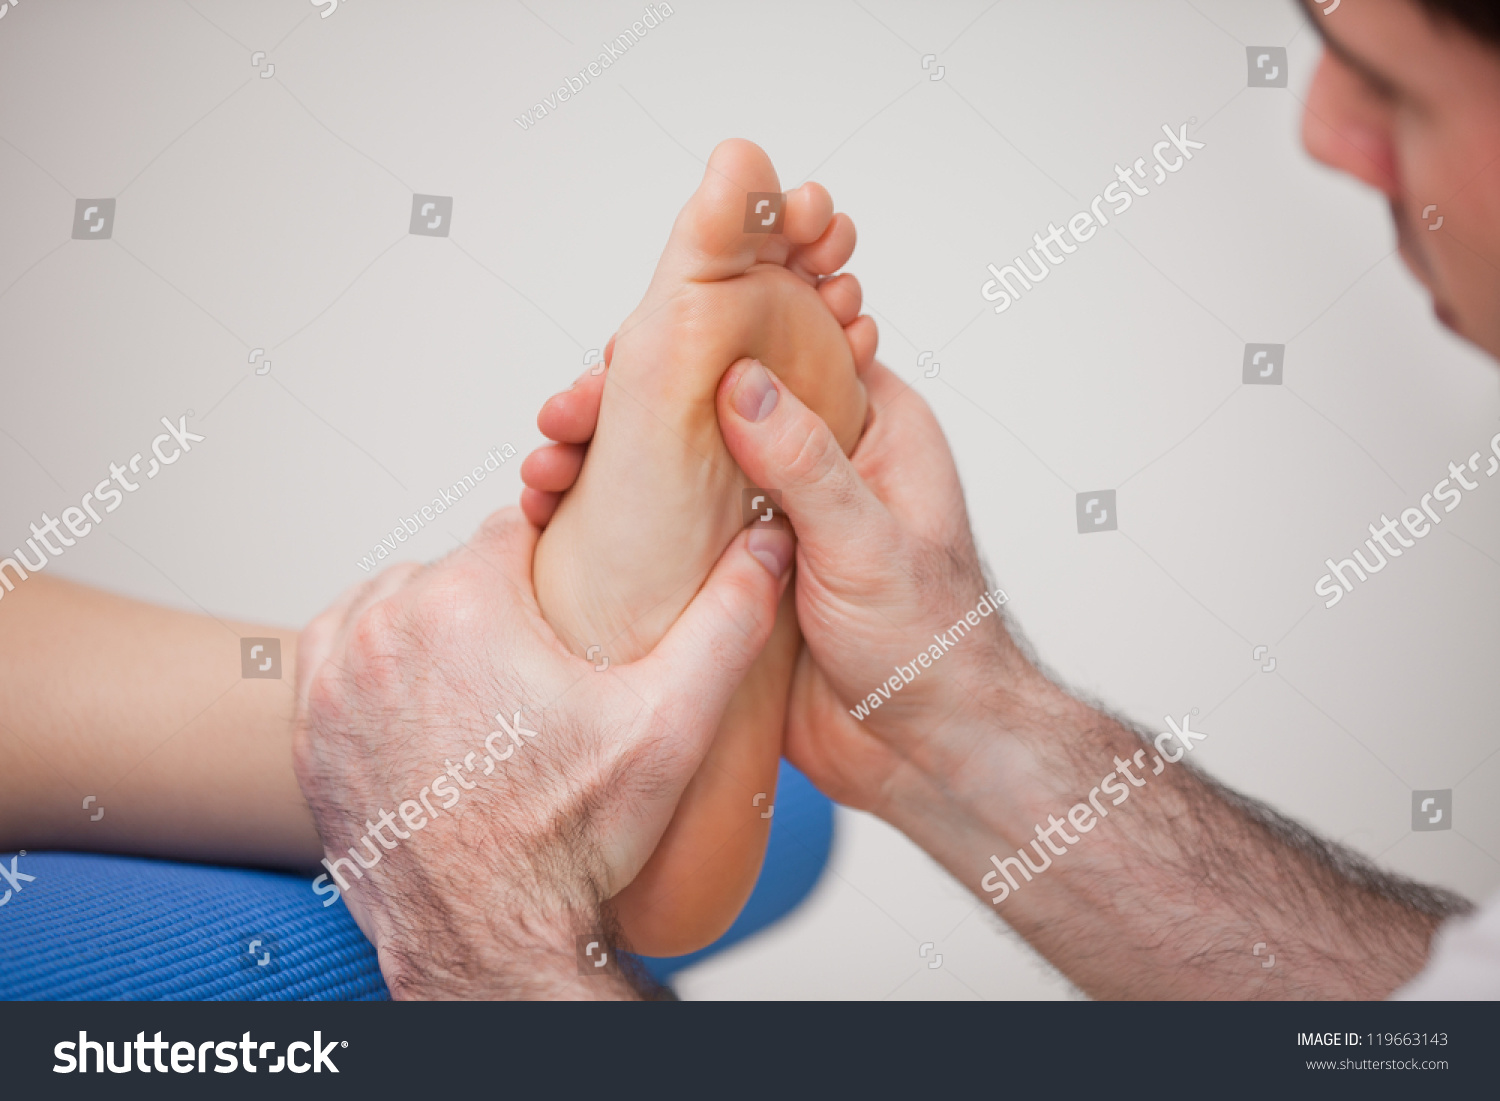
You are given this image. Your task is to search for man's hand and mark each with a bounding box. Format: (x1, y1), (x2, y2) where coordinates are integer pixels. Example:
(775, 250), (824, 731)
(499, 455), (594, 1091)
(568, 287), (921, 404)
(521, 355), (1027, 815)
(292, 507), (792, 999)
(714, 357), (1040, 817)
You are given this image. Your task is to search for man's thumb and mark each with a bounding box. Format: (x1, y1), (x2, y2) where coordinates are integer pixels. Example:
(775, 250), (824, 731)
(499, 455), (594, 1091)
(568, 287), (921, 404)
(716, 358), (885, 555)
(634, 525), (793, 742)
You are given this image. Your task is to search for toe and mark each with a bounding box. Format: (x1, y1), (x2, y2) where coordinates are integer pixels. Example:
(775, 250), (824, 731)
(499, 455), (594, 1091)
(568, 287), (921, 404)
(520, 443), (586, 493)
(520, 487), (561, 529)
(817, 272), (863, 327)
(845, 314), (879, 373)
(788, 213), (856, 281)
(782, 182), (834, 245)
(537, 370), (607, 443)
(655, 138), (783, 286)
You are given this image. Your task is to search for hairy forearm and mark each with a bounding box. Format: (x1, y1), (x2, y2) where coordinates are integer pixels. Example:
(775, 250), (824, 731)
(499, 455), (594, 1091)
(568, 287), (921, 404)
(0, 573), (321, 867)
(881, 642), (1470, 999)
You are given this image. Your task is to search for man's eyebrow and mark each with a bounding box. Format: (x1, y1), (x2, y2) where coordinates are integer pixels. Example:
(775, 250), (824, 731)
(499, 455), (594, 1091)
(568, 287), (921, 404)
(1299, 2), (1402, 97)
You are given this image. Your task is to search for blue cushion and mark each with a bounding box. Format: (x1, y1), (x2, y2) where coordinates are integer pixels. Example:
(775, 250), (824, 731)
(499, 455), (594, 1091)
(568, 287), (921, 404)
(0, 759), (832, 999)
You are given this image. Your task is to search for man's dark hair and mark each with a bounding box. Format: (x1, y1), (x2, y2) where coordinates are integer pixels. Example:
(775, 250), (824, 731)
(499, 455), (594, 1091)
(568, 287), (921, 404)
(1420, 0), (1500, 46)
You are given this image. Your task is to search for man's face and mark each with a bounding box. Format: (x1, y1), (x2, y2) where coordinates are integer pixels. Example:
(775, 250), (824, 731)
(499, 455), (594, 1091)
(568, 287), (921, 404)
(1302, 0), (1500, 358)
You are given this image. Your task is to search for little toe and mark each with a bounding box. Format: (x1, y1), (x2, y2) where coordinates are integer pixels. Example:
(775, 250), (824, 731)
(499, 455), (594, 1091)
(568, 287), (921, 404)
(520, 487), (562, 529)
(818, 272), (863, 327)
(845, 314), (879, 372)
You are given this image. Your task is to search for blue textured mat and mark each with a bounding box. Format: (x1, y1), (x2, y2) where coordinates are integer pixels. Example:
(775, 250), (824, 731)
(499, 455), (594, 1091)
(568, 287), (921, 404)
(0, 852), (386, 1001)
(0, 759), (832, 999)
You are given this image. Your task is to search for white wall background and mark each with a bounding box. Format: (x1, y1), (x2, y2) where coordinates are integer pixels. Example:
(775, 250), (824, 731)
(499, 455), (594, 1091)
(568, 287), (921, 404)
(3, 0), (1497, 999)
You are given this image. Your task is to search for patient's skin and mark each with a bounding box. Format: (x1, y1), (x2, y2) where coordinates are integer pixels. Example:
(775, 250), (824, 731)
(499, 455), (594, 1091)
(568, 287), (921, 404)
(0, 572), (317, 866)
(527, 139), (873, 955)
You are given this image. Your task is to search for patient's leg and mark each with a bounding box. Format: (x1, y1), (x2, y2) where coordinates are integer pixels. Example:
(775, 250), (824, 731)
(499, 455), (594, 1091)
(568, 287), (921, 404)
(0, 572), (317, 867)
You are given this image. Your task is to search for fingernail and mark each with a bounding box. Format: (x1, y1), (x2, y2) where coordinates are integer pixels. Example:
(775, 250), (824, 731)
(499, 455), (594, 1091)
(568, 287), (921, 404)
(732, 361), (778, 423)
(747, 527), (794, 578)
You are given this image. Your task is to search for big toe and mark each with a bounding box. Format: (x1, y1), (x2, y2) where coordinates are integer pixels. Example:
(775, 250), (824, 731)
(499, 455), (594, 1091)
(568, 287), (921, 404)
(653, 138), (785, 287)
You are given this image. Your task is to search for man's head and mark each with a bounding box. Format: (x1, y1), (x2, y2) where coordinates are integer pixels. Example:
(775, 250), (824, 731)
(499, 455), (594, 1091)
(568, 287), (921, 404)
(1302, 0), (1500, 357)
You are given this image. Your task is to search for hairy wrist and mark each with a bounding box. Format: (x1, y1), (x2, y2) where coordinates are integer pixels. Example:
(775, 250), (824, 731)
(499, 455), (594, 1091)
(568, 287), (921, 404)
(876, 628), (1090, 836)
(356, 857), (661, 1000)
(376, 901), (657, 1000)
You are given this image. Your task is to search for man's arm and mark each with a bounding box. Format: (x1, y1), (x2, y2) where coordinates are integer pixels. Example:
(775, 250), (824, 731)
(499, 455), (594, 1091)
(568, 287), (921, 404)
(713, 356), (1470, 999)
(880, 651), (1468, 998)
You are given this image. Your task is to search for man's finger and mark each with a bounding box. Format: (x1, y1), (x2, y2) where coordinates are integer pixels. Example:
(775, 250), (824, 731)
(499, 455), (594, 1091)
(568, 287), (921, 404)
(340, 561), (424, 628)
(632, 525), (793, 756)
(324, 561), (425, 663)
(296, 563), (422, 712)
(295, 576), (371, 712)
(847, 359), (973, 545)
(716, 357), (890, 571)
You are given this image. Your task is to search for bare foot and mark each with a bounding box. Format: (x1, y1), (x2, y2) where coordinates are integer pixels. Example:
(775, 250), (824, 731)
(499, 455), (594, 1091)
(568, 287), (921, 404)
(529, 139), (874, 954)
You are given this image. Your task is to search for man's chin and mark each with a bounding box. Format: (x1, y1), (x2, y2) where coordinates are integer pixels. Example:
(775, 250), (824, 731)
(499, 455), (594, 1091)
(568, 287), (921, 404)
(1393, 237), (1456, 331)
(1433, 299), (1460, 332)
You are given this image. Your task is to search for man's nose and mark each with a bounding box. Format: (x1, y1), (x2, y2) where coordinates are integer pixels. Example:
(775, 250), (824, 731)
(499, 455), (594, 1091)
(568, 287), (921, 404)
(1301, 51), (1399, 198)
